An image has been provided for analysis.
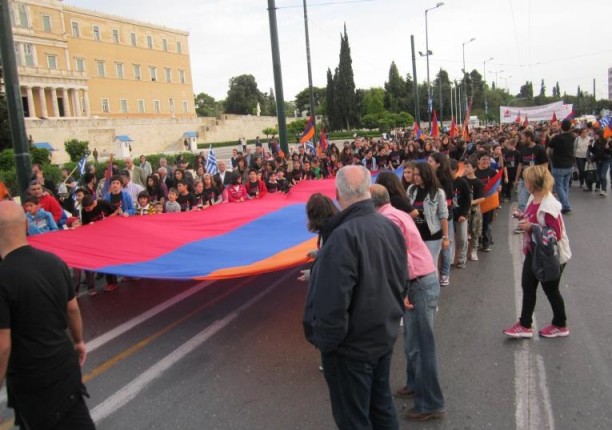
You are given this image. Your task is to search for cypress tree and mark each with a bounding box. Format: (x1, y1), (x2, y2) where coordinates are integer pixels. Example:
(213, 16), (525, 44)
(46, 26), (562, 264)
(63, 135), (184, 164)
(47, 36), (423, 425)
(334, 24), (356, 130)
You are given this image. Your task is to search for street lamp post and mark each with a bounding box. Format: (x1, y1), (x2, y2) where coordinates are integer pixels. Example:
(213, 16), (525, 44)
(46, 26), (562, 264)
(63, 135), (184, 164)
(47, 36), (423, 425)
(488, 69), (504, 89)
(423, 2), (444, 130)
(462, 37), (475, 120)
(483, 57), (493, 123)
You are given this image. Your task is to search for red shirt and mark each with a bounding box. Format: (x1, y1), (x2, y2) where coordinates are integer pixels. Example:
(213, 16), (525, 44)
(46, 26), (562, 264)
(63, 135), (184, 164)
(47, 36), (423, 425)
(522, 202), (562, 255)
(38, 194), (63, 222)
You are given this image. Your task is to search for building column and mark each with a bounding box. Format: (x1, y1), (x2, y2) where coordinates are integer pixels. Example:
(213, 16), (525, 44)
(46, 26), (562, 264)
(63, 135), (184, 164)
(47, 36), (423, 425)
(38, 87), (48, 118)
(73, 89), (82, 117)
(83, 89), (91, 117)
(50, 87), (59, 117)
(26, 86), (36, 118)
(61, 88), (70, 117)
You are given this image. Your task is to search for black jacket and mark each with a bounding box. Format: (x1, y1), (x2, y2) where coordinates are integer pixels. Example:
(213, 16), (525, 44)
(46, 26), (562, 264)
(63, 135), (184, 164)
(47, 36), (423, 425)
(303, 199), (407, 361)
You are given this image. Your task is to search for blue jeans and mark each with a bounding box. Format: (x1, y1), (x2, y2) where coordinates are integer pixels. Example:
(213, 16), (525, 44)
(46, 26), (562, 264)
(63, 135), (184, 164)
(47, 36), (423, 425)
(424, 239), (442, 270)
(322, 350), (399, 430)
(517, 179), (529, 212)
(596, 160), (611, 192)
(440, 221), (454, 276)
(403, 273), (445, 413)
(551, 167), (572, 210)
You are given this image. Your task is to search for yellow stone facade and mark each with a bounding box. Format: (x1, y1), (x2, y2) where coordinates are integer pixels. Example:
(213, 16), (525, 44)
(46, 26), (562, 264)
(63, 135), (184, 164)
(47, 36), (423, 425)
(10, 0), (196, 120)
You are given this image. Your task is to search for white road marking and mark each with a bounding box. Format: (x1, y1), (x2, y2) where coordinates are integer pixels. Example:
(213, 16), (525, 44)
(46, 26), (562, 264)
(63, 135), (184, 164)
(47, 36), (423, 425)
(508, 210), (555, 430)
(90, 270), (294, 424)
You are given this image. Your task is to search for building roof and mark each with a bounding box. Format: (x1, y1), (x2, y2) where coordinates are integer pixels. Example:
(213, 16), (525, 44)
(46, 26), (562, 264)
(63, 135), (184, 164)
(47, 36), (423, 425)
(33, 142), (56, 151)
(114, 135), (133, 142)
(183, 131), (198, 138)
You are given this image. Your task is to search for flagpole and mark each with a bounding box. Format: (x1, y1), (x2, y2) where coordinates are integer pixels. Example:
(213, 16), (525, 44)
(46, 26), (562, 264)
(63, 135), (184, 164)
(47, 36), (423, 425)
(302, 0), (317, 141)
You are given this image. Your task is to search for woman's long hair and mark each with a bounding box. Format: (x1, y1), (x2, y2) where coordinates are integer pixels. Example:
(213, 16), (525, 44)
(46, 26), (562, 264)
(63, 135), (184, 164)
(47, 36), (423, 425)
(414, 162), (441, 199)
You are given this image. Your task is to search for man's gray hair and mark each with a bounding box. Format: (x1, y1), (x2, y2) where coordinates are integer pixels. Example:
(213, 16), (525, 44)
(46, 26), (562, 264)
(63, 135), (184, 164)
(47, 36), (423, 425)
(158, 167), (167, 175)
(336, 165), (371, 202)
(370, 184), (390, 208)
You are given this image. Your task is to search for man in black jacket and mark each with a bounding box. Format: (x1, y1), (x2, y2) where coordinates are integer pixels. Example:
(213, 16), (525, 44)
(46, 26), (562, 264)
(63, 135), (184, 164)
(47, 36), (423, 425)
(303, 165), (408, 430)
(547, 119), (575, 212)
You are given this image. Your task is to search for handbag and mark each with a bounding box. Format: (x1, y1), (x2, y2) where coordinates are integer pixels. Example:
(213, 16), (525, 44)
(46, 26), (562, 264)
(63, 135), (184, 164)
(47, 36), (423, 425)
(531, 224), (561, 283)
(584, 161), (597, 185)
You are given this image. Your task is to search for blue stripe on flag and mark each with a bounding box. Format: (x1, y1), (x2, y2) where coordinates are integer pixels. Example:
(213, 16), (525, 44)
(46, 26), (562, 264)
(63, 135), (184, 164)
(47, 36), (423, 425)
(206, 145), (218, 175)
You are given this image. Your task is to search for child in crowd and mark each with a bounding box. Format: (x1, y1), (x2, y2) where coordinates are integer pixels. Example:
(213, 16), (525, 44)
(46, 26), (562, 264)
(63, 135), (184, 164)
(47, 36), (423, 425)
(502, 139), (520, 202)
(23, 196), (58, 236)
(276, 169), (291, 193)
(463, 157), (484, 261)
(176, 181), (197, 211)
(225, 175), (248, 203)
(165, 188), (182, 213)
(136, 191), (156, 215)
(450, 159), (471, 268)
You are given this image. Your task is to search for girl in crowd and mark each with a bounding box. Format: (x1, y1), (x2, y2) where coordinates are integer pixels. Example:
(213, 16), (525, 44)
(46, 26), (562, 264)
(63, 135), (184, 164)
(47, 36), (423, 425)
(173, 169), (194, 192)
(202, 173), (223, 206)
(375, 171), (417, 218)
(193, 181), (207, 209)
(225, 175), (248, 203)
(146, 174), (167, 206)
(407, 162), (450, 267)
(404, 143), (418, 161)
(428, 153), (455, 286)
(235, 157), (250, 185)
(588, 129), (611, 197)
(504, 165), (571, 338)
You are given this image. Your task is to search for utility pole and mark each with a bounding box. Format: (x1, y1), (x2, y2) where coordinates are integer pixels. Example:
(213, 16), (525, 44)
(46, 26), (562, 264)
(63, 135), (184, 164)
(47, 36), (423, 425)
(302, 0), (316, 137)
(267, 0), (288, 154)
(0, 0), (31, 198)
(410, 35), (420, 127)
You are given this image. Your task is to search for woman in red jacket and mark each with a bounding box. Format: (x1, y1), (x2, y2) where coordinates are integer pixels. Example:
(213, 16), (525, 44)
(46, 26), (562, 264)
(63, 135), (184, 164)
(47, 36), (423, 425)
(225, 175), (248, 203)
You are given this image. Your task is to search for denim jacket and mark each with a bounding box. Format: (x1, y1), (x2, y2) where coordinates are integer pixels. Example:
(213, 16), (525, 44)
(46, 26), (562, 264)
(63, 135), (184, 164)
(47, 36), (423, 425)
(407, 185), (449, 235)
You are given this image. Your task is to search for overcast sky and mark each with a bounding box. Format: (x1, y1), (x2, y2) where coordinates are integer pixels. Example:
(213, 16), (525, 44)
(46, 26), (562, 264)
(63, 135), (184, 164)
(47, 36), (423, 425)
(68, 0), (612, 102)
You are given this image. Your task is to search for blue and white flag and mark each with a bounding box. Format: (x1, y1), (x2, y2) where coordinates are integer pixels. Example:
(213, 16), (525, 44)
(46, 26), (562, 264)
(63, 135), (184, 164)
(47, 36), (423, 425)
(305, 141), (317, 156)
(206, 145), (218, 175)
(77, 153), (89, 175)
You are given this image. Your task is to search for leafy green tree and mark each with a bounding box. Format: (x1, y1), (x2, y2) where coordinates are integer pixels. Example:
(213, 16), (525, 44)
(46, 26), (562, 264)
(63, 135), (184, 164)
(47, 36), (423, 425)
(294, 86), (326, 115)
(326, 68), (339, 130)
(361, 88), (385, 117)
(30, 147), (51, 165)
(519, 81), (534, 104)
(258, 88), (277, 116)
(224, 74), (262, 115)
(64, 139), (89, 162)
(194, 92), (223, 117)
(287, 118), (308, 141)
(334, 25), (357, 129)
(433, 69), (451, 121)
(384, 62), (408, 113)
(361, 114), (379, 130)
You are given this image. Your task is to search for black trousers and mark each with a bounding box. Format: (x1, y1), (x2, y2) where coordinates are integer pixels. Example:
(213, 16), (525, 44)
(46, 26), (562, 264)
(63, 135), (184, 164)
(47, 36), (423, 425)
(17, 396), (95, 430)
(321, 350), (398, 430)
(519, 251), (567, 328)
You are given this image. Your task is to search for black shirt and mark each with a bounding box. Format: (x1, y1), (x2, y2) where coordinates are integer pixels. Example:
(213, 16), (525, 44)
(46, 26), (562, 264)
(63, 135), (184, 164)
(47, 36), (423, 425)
(452, 176), (472, 221)
(518, 144), (548, 179)
(548, 132), (575, 168)
(504, 149), (520, 171)
(466, 177), (484, 201)
(412, 187), (442, 241)
(177, 192), (196, 211)
(81, 199), (114, 224)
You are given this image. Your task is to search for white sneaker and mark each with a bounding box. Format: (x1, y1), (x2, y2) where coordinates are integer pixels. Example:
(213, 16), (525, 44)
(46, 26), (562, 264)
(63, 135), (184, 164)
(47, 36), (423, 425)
(600, 190), (607, 197)
(440, 275), (450, 286)
(468, 250), (479, 261)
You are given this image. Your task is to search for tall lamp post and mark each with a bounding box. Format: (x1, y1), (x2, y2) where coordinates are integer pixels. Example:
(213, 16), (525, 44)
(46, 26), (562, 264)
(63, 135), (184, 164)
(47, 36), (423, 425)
(488, 69), (504, 90)
(462, 37), (475, 119)
(483, 57), (493, 123)
(421, 2), (444, 130)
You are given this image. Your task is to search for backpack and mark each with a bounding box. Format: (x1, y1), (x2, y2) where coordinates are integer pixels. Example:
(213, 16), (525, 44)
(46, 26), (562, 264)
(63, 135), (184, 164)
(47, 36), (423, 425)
(530, 224), (561, 283)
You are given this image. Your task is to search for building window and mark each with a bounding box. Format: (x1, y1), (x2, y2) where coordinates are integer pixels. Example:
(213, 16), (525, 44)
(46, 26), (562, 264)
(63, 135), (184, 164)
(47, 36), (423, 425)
(146, 35), (153, 49)
(101, 98), (110, 113)
(176, 41), (182, 54)
(112, 29), (119, 44)
(153, 100), (161, 113)
(120, 99), (128, 113)
(75, 58), (85, 72)
(18, 3), (29, 28)
(116, 63), (124, 79)
(149, 66), (157, 82)
(165, 68), (172, 83)
(93, 25), (101, 41)
(71, 21), (79, 37)
(96, 61), (106, 77)
(137, 99), (145, 113)
(47, 55), (57, 70)
(14, 43), (22, 66)
(133, 64), (141, 80)
(23, 43), (34, 66)
(162, 39), (168, 52)
(42, 15), (51, 32)
(169, 98), (175, 113)
(178, 69), (185, 84)
(130, 32), (137, 47)
(182, 100), (188, 113)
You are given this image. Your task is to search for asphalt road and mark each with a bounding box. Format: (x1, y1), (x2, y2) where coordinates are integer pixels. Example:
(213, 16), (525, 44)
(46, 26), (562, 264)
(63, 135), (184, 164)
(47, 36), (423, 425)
(1, 185), (611, 429)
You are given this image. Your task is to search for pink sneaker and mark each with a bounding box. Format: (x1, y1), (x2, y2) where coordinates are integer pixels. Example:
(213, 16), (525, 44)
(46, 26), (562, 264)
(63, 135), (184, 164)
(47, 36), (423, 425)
(538, 325), (569, 338)
(503, 321), (533, 338)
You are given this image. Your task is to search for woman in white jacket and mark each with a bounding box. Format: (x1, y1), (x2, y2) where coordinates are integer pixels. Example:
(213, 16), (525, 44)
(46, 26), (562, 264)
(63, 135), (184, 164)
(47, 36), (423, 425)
(504, 165), (571, 339)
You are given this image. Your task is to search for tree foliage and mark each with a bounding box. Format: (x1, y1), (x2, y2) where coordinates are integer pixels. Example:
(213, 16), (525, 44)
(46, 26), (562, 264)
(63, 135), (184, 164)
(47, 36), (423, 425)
(64, 139), (89, 162)
(333, 25), (357, 130)
(384, 62), (410, 113)
(224, 74), (262, 115)
(361, 88), (385, 117)
(194, 92), (223, 117)
(294, 86), (326, 115)
(262, 127), (278, 139)
(0, 94), (13, 152)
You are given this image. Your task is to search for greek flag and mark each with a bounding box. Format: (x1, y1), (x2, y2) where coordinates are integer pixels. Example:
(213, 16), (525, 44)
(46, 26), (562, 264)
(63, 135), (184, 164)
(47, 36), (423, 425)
(206, 145), (218, 175)
(600, 116), (611, 128)
(77, 153), (89, 175)
(305, 141), (317, 156)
